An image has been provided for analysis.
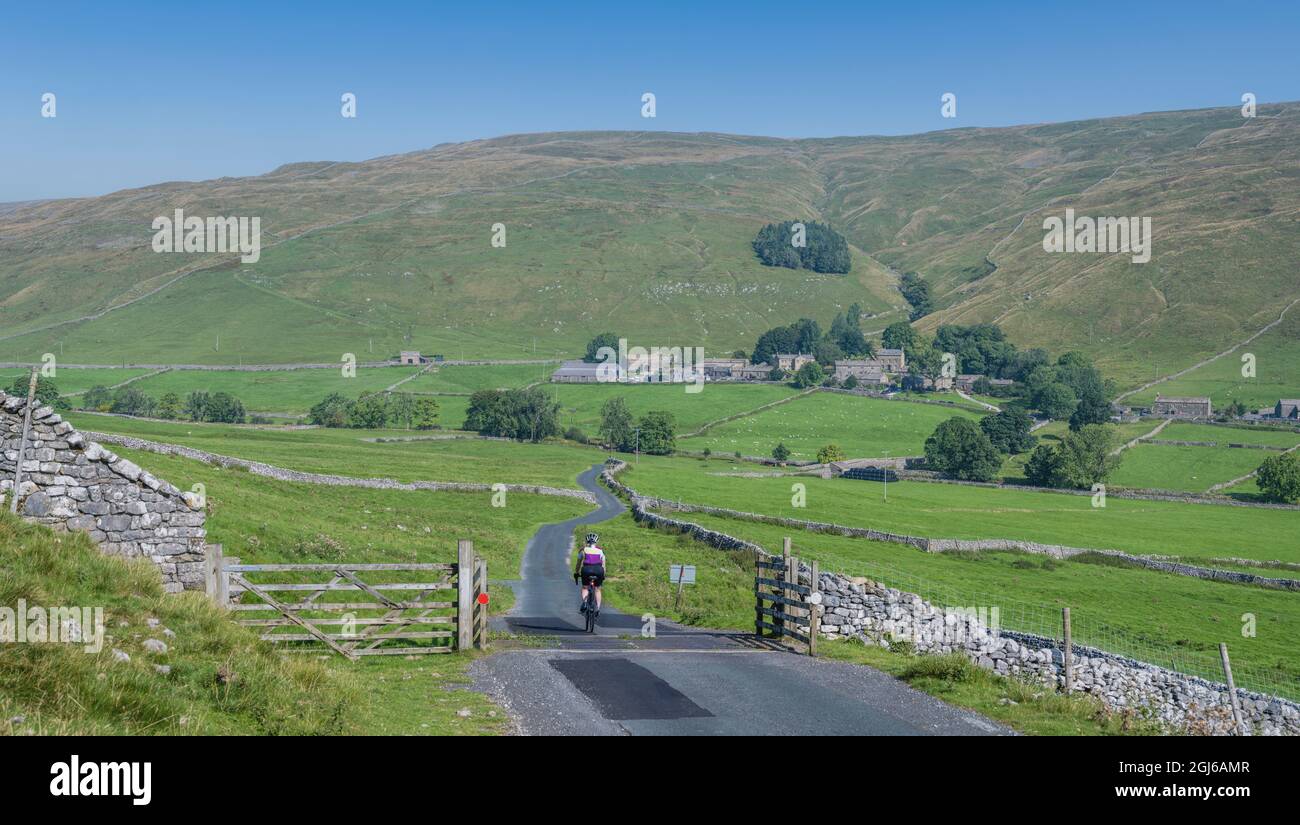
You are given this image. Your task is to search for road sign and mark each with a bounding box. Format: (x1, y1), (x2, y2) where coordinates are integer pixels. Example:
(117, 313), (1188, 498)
(668, 565), (696, 584)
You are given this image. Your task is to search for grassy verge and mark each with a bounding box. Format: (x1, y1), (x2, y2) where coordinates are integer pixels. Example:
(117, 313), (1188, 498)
(819, 642), (1164, 736)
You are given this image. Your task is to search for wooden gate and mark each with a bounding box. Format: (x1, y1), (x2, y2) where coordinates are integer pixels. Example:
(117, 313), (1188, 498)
(754, 537), (821, 656)
(205, 539), (488, 660)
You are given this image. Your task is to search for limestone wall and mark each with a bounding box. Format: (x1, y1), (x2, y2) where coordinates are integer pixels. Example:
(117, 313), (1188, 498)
(0, 390), (207, 592)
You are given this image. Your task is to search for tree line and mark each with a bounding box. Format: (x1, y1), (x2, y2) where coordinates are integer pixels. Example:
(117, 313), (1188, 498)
(309, 392), (440, 430)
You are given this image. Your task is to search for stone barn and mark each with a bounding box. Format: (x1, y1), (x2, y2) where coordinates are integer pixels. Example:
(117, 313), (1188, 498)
(1152, 395), (1213, 419)
(0, 388), (207, 592)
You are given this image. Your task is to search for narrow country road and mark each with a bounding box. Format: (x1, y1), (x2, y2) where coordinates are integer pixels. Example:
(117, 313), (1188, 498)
(470, 463), (1011, 736)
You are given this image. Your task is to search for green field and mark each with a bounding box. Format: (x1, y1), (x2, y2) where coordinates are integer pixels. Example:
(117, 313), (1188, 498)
(619, 455), (1300, 564)
(69, 413), (602, 489)
(1124, 308), (1300, 409)
(402, 363), (553, 394)
(1110, 444), (1273, 493)
(680, 391), (982, 459)
(124, 366), (421, 414)
(551, 381), (802, 436)
(1159, 421), (1300, 448)
(2, 367), (155, 395)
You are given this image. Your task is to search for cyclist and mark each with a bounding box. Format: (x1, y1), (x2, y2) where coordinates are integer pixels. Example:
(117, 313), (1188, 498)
(573, 531), (606, 614)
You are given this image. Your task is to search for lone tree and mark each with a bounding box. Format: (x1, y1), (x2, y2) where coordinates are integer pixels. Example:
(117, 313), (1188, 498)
(598, 396), (635, 450)
(816, 443), (846, 464)
(772, 442), (791, 463)
(583, 332), (619, 363)
(636, 410), (676, 455)
(1256, 452), (1300, 503)
(792, 361), (825, 389)
(923, 417), (1001, 481)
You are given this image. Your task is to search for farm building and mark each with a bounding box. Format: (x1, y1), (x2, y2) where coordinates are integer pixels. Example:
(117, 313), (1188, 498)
(701, 357), (749, 380)
(874, 348), (906, 372)
(902, 374), (954, 392)
(774, 353), (815, 372)
(832, 360), (888, 384)
(551, 360), (617, 383)
(1271, 399), (1300, 419)
(398, 351), (430, 365)
(1152, 395), (1213, 419)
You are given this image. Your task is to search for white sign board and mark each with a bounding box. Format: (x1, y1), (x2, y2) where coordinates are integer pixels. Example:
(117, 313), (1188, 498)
(669, 565), (696, 585)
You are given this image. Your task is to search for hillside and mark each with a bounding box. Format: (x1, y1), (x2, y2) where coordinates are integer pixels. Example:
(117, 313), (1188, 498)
(2, 104), (1297, 391)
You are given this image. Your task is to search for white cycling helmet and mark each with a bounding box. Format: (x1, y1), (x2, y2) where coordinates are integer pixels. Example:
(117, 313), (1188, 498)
(585, 532), (599, 545)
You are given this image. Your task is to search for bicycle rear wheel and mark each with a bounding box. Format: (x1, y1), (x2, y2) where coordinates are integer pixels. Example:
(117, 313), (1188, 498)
(585, 596), (598, 633)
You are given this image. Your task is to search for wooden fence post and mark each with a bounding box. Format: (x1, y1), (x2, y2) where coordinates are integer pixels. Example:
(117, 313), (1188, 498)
(457, 539), (474, 651)
(808, 559), (820, 657)
(778, 537), (792, 640)
(1219, 643), (1247, 736)
(1062, 607), (1072, 693)
(8, 368), (38, 514)
(475, 557), (488, 650)
(205, 544), (226, 605)
(754, 551), (764, 637)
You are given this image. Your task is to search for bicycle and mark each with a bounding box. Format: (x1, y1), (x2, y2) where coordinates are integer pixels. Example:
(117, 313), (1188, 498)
(577, 574), (601, 633)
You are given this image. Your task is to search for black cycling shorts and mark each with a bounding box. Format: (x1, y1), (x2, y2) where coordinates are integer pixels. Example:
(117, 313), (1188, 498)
(580, 564), (605, 586)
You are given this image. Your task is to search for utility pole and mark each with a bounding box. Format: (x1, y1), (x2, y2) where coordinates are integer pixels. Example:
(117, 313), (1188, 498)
(634, 426), (641, 465)
(882, 449), (891, 502)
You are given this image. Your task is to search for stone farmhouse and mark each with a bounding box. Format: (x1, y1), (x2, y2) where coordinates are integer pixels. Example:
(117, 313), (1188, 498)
(831, 360), (888, 386)
(774, 353), (815, 372)
(873, 348), (906, 372)
(398, 350), (431, 365)
(1152, 395), (1213, 419)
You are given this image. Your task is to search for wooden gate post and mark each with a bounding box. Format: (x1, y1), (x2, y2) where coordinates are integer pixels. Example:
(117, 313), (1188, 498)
(205, 544), (227, 605)
(778, 537), (792, 639)
(457, 539), (474, 651)
(754, 551), (764, 637)
(475, 557), (488, 650)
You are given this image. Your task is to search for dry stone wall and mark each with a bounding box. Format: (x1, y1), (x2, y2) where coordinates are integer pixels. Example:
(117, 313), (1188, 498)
(0, 390), (207, 592)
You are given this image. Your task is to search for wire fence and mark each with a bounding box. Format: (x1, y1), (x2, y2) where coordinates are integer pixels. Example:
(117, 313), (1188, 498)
(835, 555), (1300, 703)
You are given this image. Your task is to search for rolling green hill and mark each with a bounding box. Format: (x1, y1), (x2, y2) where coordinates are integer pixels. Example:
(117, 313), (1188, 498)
(3, 105), (1298, 396)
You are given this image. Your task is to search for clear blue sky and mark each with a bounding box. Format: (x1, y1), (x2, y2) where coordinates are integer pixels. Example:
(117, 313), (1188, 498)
(2, 0), (1298, 201)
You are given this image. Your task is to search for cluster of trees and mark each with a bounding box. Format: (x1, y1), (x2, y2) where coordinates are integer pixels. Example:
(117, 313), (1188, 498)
(310, 392), (440, 430)
(1023, 425), (1120, 489)
(923, 409), (1037, 483)
(598, 397), (676, 455)
(1256, 452), (1300, 504)
(898, 272), (933, 320)
(6, 375), (67, 410)
(81, 384), (246, 423)
(924, 412), (1117, 489)
(752, 306), (871, 368)
(752, 220), (851, 274)
(463, 388), (558, 442)
(882, 320), (1111, 428)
